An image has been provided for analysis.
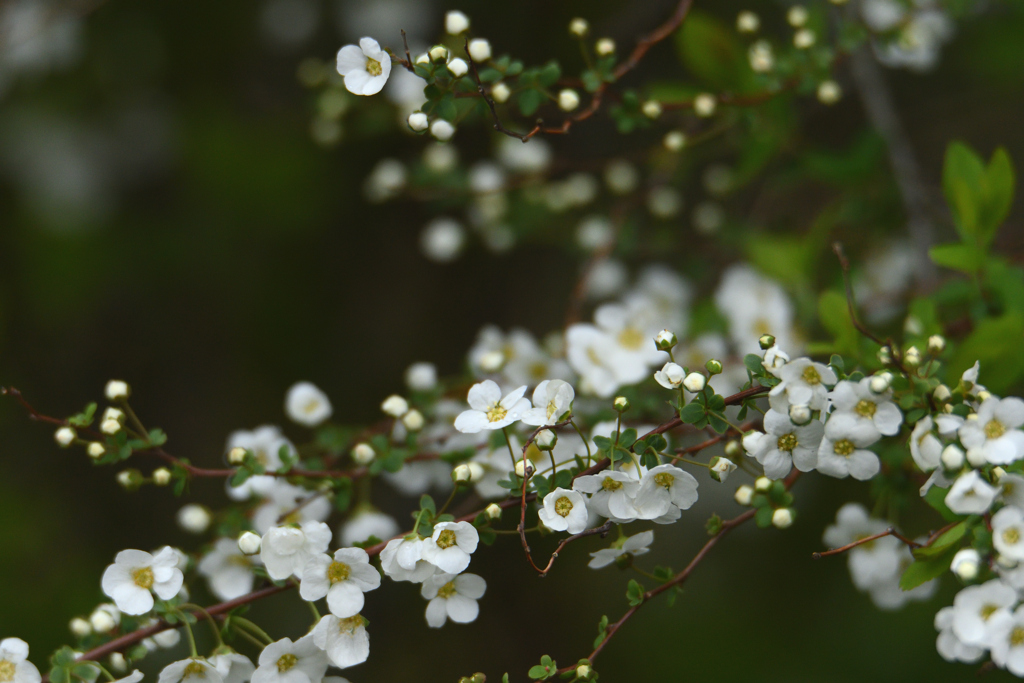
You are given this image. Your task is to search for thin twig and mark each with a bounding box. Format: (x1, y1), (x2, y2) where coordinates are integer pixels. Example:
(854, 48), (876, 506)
(812, 527), (921, 559)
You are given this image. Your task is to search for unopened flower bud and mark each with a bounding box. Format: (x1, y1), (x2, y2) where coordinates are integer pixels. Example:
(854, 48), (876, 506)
(491, 82), (510, 103)
(453, 464), (472, 483)
(105, 380), (131, 401)
(576, 664), (592, 679)
(55, 426), (76, 448)
(238, 531), (262, 555)
(793, 28), (815, 49)
(978, 390), (992, 402)
(693, 93), (716, 117)
(381, 395), (409, 417)
(663, 131), (685, 151)
(683, 372), (706, 393)
(709, 456), (737, 482)
(966, 446), (987, 468)
(724, 439), (742, 459)
(103, 407), (125, 424)
(655, 329), (677, 351)
(468, 38), (491, 62)
(429, 45), (449, 63)
(613, 396), (630, 413)
(117, 469), (143, 491)
(772, 508), (795, 529)
(642, 100), (662, 119)
(993, 467), (1007, 481)
(595, 38), (615, 56)
(569, 17), (589, 37)
(514, 459), (526, 477)
(467, 462), (484, 482)
(87, 442), (105, 459)
(737, 10), (760, 32)
(789, 404), (812, 426)
(868, 374), (891, 394)
(352, 443), (375, 465)
(101, 418), (122, 435)
(177, 504), (211, 534)
(402, 409), (425, 431)
(445, 10), (470, 34)
(877, 346), (892, 365)
(904, 346), (921, 367)
(408, 111), (429, 131)
(705, 359), (723, 376)
(928, 334), (946, 354)
(734, 484), (754, 506)
(941, 444), (965, 470)
(69, 617), (91, 638)
(485, 503), (502, 520)
(754, 476), (772, 492)
(951, 548), (981, 581)
(153, 468), (172, 486)
(448, 58), (468, 78)
(431, 119), (456, 141)
(109, 653), (127, 673)
(89, 607), (118, 634)
(558, 89), (580, 112)
(816, 80), (841, 105)
(787, 5), (809, 26)
(535, 429), (557, 451)
(934, 384), (952, 402)
(479, 350), (505, 373)
(228, 447), (248, 465)
(758, 334), (776, 350)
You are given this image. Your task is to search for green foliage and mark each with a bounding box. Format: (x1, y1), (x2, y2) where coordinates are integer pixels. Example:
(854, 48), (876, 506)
(66, 403), (97, 427)
(528, 655), (558, 681)
(626, 579), (645, 606)
(948, 313), (1024, 393)
(675, 10), (755, 91)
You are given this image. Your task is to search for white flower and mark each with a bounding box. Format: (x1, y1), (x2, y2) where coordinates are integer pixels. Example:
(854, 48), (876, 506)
(300, 548), (381, 618)
(251, 481), (332, 535)
(379, 537), (436, 583)
(177, 505), (211, 534)
(158, 659), (223, 683)
(828, 379), (903, 435)
(336, 38), (391, 96)
(445, 10), (469, 34)
(573, 471), (639, 523)
(380, 395), (408, 418)
(951, 579), (1017, 646)
(238, 532), (261, 555)
(420, 521), (479, 574)
(112, 672), (143, 683)
(867, 542), (938, 610)
(989, 608), (1024, 675)
(769, 358), (836, 411)
(454, 380), (530, 433)
(823, 504), (900, 590)
(421, 572), (487, 627)
(101, 547), (185, 615)
(714, 265), (796, 356)
(959, 397), (1024, 465)
(252, 635), (329, 683)
(260, 521), (332, 581)
(994, 506), (1024, 563)
(538, 488), (589, 534)
(311, 616), (368, 670)
(198, 538), (257, 601)
(710, 457), (737, 482)
(209, 655), (253, 683)
(405, 363), (437, 392)
(407, 112), (428, 132)
(751, 409), (823, 479)
(588, 531), (654, 569)
(420, 218), (464, 263)
(951, 548), (982, 581)
(285, 382), (332, 427)
(89, 604), (120, 633)
(467, 38), (491, 62)
(225, 426), (296, 500)
(633, 465), (699, 520)
(909, 416), (943, 472)
(935, 607), (986, 663)
(520, 380), (574, 426)
(339, 509), (398, 547)
(0, 639), (39, 683)
(945, 470), (998, 515)
(430, 120), (455, 141)
(654, 362), (685, 389)
(815, 414), (882, 481)
(1001, 474), (1024, 508)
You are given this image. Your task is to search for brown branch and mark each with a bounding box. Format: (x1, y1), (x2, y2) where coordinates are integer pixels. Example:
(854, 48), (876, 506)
(812, 527), (921, 559)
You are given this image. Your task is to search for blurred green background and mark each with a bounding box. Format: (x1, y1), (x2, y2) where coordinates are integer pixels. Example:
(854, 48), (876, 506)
(2, 0), (1024, 680)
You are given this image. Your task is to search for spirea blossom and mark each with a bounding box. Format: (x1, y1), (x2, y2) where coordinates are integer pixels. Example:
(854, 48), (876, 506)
(312, 616), (369, 670)
(633, 465), (699, 520)
(300, 547), (381, 618)
(454, 380), (530, 433)
(379, 536), (436, 583)
(336, 38), (391, 96)
(748, 409), (823, 480)
(588, 531), (654, 569)
(0, 639), (40, 683)
(958, 397), (1024, 465)
(421, 572), (487, 627)
(197, 538), (257, 601)
(251, 635), (329, 683)
(260, 521), (331, 581)
(420, 521), (478, 574)
(285, 382), (332, 427)
(101, 547), (185, 615)
(158, 659), (223, 683)
(521, 379), (574, 426)
(538, 488), (589, 534)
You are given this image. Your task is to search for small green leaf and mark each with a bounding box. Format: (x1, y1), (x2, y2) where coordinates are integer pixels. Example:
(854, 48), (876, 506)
(518, 89), (543, 116)
(922, 485), (961, 523)
(913, 520), (969, 560)
(929, 243), (985, 274)
(900, 546), (958, 591)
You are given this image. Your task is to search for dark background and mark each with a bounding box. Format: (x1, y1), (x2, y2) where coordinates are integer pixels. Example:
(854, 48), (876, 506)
(2, 0), (1024, 680)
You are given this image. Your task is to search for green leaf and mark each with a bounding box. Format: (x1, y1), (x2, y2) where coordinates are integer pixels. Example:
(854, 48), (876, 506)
(900, 546), (958, 591)
(949, 312), (1024, 394)
(922, 485), (960, 523)
(913, 520), (969, 560)
(537, 61), (561, 88)
(67, 402), (97, 427)
(678, 402), (705, 424)
(928, 243), (985, 274)
(147, 428), (168, 446)
(419, 494), (436, 517)
(675, 10), (754, 91)
(626, 579), (645, 606)
(518, 89), (543, 117)
(981, 147), (1015, 246)
(943, 141), (986, 241)
(754, 505), (774, 528)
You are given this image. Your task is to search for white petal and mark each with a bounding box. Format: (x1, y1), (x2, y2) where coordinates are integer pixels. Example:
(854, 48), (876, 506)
(445, 594), (479, 623)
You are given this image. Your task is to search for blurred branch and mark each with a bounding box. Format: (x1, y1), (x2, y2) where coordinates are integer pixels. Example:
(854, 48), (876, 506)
(812, 526), (921, 559)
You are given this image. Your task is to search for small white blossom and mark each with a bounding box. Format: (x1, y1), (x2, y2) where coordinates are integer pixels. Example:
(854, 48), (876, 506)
(158, 659), (222, 683)
(260, 521), (332, 581)
(285, 382), (332, 427)
(251, 635), (329, 683)
(751, 409), (823, 479)
(951, 548), (982, 582)
(311, 616), (368, 670)
(994, 506), (1024, 563)
(405, 363), (437, 392)
(538, 488), (589, 534)
(959, 397), (1024, 465)
(420, 521), (479, 574)
(300, 548), (381, 618)
(574, 471), (639, 522)
(447, 58), (468, 78)
(910, 416), (943, 472)
(101, 548), (185, 615)
(467, 39), (491, 62)
(407, 112), (428, 131)
(815, 414), (882, 481)
(951, 579), (1017, 646)
(380, 395), (408, 418)
(823, 504), (900, 590)
(336, 38), (391, 96)
(445, 10), (470, 34)
(682, 372), (706, 393)
(379, 537), (436, 583)
(177, 505), (211, 534)
(454, 380), (530, 433)
(829, 378), (903, 436)
(769, 358), (836, 411)
(0, 639), (40, 683)
(588, 531), (654, 569)
(210, 654), (254, 683)
(421, 572), (486, 627)
(89, 604), (120, 633)
(197, 538), (257, 601)
(633, 465), (699, 520)
(339, 509), (398, 547)
(989, 608), (1024, 675)
(521, 379), (574, 426)
(710, 457), (737, 482)
(945, 470), (999, 515)
(430, 119), (455, 141)
(654, 362), (685, 389)
(935, 606), (985, 663)
(105, 380), (130, 401)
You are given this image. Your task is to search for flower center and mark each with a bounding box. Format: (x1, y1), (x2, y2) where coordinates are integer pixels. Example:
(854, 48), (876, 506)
(986, 419), (1007, 439)
(132, 567), (155, 589)
(802, 366), (821, 385)
(276, 654), (297, 673)
(855, 400), (877, 418)
(303, 399), (320, 415)
(486, 404), (508, 422)
(617, 327), (645, 350)
(337, 616), (363, 634)
(777, 433), (798, 452)
(601, 476), (622, 491)
(365, 57), (382, 77)
(1004, 528), (1022, 546)
(546, 400), (559, 419)
(833, 439), (855, 457)
(438, 581), (457, 599)
(981, 604), (1000, 621)
(554, 496), (574, 517)
(327, 561), (351, 584)
(654, 472), (674, 489)
(436, 529), (457, 549)
(183, 662), (207, 679)
(0, 661), (16, 683)
(1012, 627), (1024, 647)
